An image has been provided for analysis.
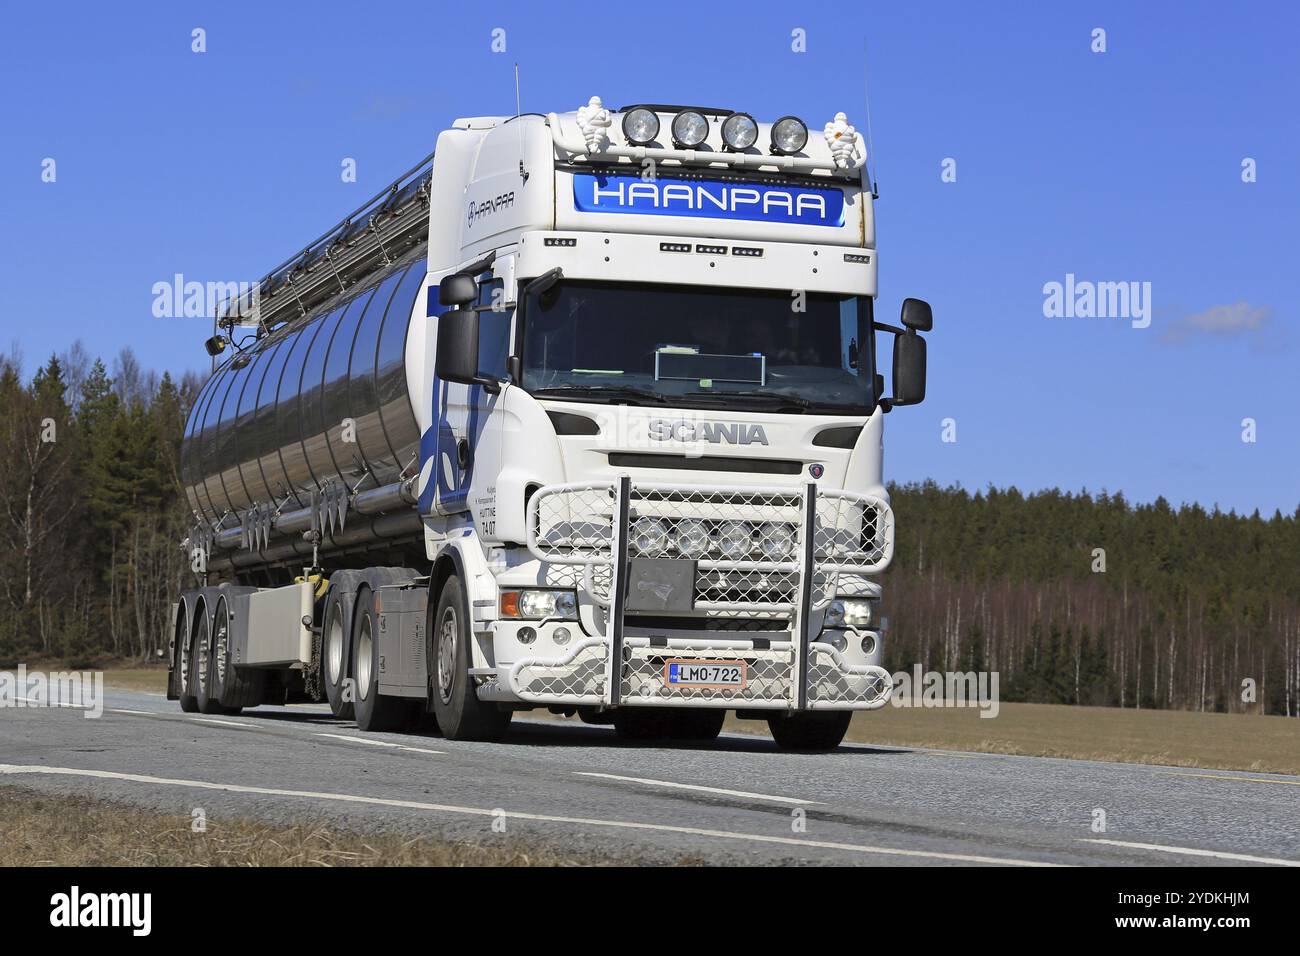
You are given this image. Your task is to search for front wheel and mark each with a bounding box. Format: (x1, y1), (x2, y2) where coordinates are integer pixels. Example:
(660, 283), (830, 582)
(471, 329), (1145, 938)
(767, 711), (852, 751)
(429, 575), (511, 741)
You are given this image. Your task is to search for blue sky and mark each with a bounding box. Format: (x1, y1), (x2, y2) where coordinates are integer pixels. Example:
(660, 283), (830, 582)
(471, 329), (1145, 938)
(1, 1), (1295, 515)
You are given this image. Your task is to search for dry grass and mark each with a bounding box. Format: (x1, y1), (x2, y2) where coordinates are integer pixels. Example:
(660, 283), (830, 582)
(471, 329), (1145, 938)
(0, 787), (602, 867)
(98, 665), (169, 694)
(729, 702), (1300, 775)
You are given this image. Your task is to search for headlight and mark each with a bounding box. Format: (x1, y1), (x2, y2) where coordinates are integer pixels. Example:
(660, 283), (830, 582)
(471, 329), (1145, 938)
(716, 520), (753, 559)
(631, 516), (669, 554)
(758, 522), (796, 559)
(674, 518), (710, 558)
(501, 589), (578, 620)
(825, 598), (874, 628)
(622, 108), (660, 145)
(771, 115), (808, 154)
(720, 112), (758, 150)
(671, 110), (709, 148)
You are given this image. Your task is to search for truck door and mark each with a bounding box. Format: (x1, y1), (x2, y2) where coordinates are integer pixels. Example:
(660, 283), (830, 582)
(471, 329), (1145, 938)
(422, 270), (511, 534)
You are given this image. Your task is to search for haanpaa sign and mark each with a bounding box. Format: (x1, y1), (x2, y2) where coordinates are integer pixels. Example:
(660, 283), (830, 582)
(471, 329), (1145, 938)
(572, 173), (846, 227)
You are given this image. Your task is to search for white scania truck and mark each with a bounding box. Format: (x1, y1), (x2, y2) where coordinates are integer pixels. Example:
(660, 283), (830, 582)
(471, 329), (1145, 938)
(170, 97), (932, 750)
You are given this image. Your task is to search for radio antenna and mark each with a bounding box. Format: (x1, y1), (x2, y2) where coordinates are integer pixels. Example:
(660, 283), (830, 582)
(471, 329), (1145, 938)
(515, 63), (529, 183)
(862, 37), (879, 198)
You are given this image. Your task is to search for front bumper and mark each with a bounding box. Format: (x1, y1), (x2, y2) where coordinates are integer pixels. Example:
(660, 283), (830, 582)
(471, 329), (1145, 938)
(500, 478), (894, 711)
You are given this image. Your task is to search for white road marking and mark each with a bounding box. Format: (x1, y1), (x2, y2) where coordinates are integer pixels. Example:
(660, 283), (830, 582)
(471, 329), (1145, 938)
(1159, 770), (1300, 787)
(188, 717), (254, 728)
(314, 733), (443, 755)
(0, 763), (1058, 866)
(1082, 839), (1300, 867)
(16, 696), (91, 709)
(108, 709), (154, 716)
(574, 771), (817, 806)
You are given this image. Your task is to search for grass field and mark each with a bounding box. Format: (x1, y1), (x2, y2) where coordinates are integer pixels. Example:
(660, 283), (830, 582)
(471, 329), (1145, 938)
(732, 703), (1300, 775)
(85, 662), (1300, 775)
(0, 787), (604, 867)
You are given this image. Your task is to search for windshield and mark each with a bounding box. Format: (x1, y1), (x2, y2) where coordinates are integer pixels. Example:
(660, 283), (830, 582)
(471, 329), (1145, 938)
(520, 280), (875, 413)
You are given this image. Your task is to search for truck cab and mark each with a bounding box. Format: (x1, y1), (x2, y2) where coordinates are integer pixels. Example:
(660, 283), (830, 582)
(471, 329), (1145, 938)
(414, 100), (931, 747)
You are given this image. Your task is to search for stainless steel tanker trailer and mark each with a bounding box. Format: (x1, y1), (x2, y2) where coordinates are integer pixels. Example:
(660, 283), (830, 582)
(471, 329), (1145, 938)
(169, 98), (933, 750)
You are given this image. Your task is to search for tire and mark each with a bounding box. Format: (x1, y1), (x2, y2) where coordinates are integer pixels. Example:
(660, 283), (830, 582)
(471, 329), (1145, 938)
(352, 587), (415, 732)
(612, 708), (673, 741)
(193, 609), (223, 715)
(429, 575), (511, 741)
(767, 711), (852, 751)
(322, 591), (355, 720)
(577, 707), (615, 726)
(176, 605), (198, 713)
(209, 596), (264, 712)
(667, 709), (726, 741)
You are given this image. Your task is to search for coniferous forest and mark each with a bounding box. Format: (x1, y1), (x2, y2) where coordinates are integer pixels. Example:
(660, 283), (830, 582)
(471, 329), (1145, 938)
(1, 348), (1297, 716)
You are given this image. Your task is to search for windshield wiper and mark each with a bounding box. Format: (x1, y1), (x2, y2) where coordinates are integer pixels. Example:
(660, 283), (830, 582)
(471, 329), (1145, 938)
(686, 391), (863, 414)
(531, 384), (671, 406)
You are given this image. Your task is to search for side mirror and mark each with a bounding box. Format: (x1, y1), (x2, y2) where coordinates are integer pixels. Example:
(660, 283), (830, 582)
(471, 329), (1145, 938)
(900, 297), (933, 332)
(891, 330), (927, 406)
(439, 273), (478, 308)
(436, 307), (481, 386)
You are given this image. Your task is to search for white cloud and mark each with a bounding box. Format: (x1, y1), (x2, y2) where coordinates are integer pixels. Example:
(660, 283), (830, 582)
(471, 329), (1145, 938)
(1160, 301), (1272, 343)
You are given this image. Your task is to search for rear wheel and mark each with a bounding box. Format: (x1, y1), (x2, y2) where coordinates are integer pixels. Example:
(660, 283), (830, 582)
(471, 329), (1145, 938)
(767, 711), (852, 751)
(209, 596), (264, 712)
(429, 575), (511, 741)
(176, 605), (198, 713)
(193, 610), (222, 715)
(352, 587), (415, 732)
(322, 591), (354, 720)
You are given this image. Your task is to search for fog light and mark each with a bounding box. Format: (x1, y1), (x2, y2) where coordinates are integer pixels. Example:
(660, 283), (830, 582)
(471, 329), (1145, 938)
(771, 115), (808, 154)
(860, 633), (876, 655)
(631, 516), (669, 554)
(716, 520), (753, 559)
(758, 522), (795, 559)
(671, 110), (709, 148)
(674, 518), (710, 558)
(518, 626), (537, 645)
(721, 112), (758, 150)
(554, 626), (572, 646)
(622, 108), (659, 145)
(825, 632), (848, 652)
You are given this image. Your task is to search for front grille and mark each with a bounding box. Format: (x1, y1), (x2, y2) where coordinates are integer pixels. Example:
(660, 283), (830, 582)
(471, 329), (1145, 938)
(528, 480), (893, 614)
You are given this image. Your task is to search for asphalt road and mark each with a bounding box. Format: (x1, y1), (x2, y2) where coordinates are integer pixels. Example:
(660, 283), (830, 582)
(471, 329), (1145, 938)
(2, 687), (1298, 866)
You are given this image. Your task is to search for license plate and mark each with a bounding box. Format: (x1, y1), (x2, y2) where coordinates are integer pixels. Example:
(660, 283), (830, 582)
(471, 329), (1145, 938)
(664, 659), (747, 689)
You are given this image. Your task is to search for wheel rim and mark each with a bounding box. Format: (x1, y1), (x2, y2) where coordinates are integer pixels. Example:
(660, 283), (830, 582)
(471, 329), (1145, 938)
(356, 615), (373, 700)
(437, 606), (457, 705)
(327, 611), (344, 684)
(196, 618), (209, 693)
(177, 613), (190, 693)
(214, 604), (228, 688)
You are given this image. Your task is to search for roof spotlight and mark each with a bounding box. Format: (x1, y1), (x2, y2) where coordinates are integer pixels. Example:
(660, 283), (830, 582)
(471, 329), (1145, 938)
(671, 110), (709, 148)
(771, 115), (809, 155)
(720, 112), (759, 151)
(622, 108), (660, 146)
